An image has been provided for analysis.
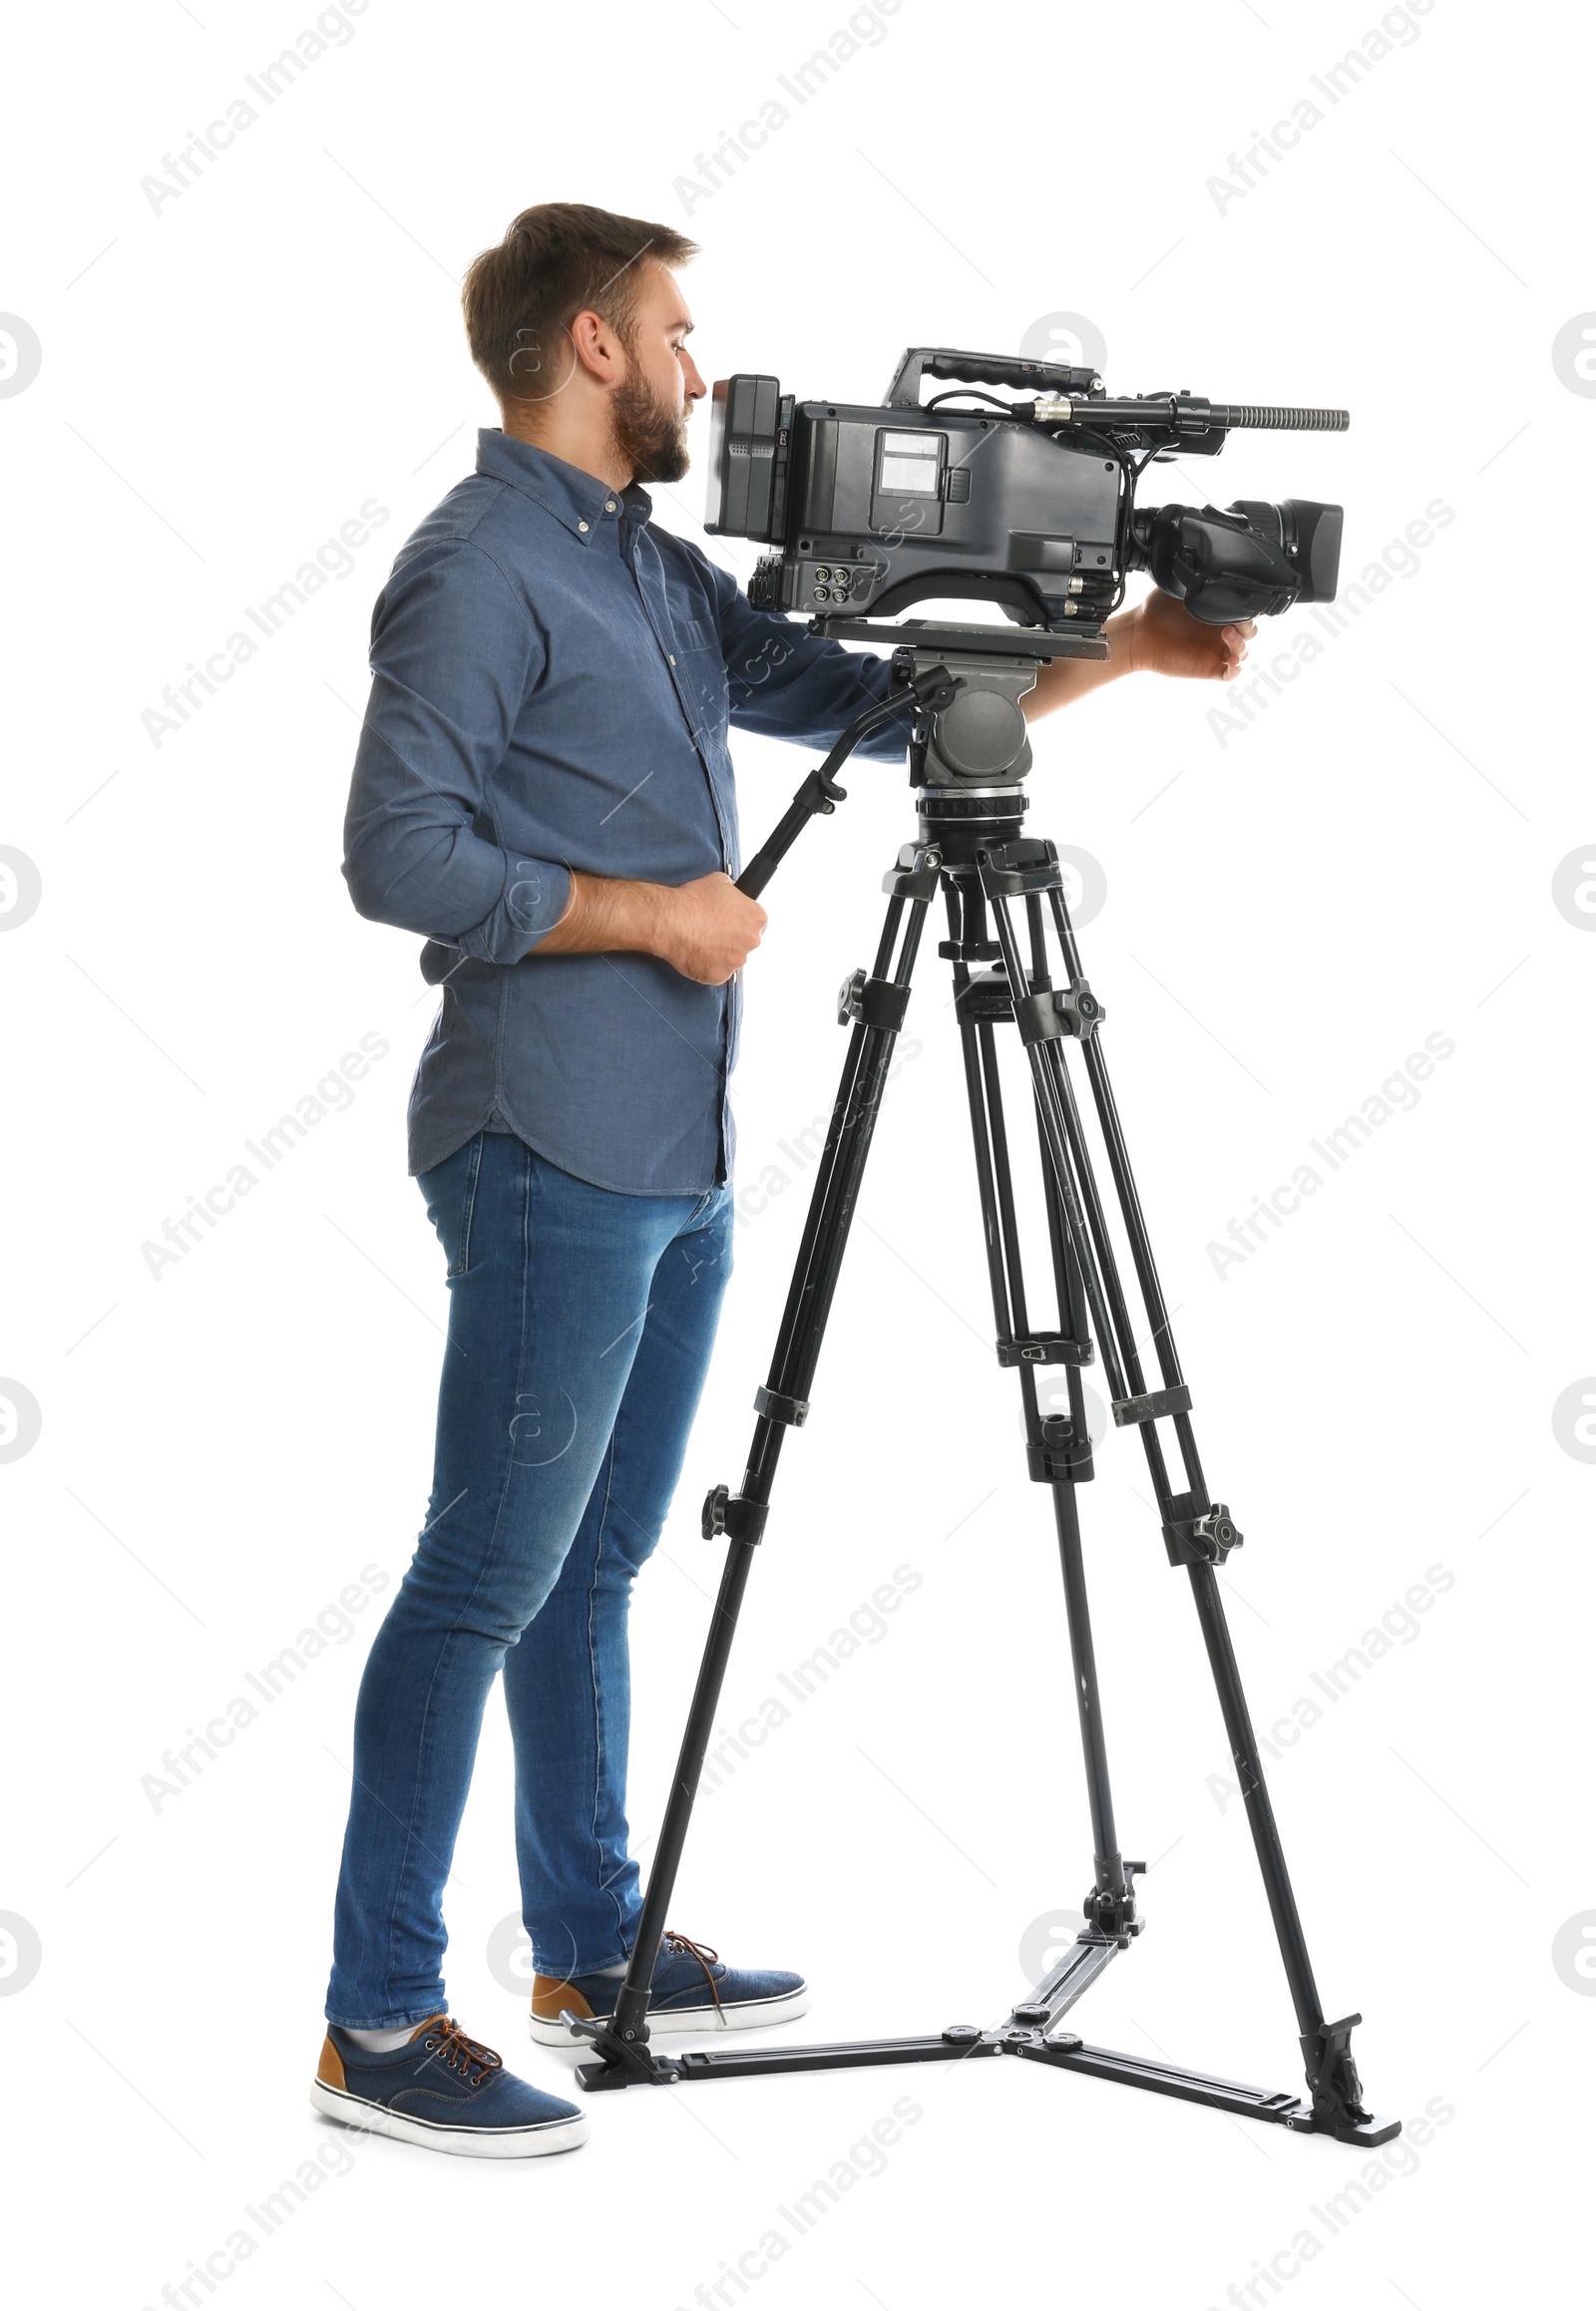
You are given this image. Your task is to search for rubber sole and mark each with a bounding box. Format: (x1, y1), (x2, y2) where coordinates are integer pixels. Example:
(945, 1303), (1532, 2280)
(529, 1983), (810, 2047)
(309, 2078), (589, 2157)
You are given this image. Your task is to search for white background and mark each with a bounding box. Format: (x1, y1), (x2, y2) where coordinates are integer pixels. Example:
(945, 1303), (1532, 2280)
(2, 1), (1590, 2304)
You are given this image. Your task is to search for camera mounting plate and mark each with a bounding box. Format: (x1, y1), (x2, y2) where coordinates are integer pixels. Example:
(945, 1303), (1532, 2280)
(811, 614), (1109, 662)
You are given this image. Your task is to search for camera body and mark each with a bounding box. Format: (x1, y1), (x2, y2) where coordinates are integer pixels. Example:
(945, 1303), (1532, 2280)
(705, 349), (1346, 637)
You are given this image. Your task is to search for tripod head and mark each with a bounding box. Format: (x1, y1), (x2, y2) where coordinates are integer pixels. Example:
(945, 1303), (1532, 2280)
(734, 621), (1066, 899)
(860, 619), (1064, 811)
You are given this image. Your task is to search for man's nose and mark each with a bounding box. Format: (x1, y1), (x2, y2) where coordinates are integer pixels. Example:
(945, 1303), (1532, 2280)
(683, 356), (707, 402)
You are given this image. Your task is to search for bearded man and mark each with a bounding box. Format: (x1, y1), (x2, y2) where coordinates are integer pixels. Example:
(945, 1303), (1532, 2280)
(313, 202), (1254, 2156)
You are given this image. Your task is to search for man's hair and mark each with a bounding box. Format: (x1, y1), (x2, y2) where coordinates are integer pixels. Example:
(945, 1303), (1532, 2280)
(461, 202), (698, 403)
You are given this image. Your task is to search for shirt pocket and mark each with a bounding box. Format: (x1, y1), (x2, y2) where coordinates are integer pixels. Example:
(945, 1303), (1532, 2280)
(670, 615), (730, 747)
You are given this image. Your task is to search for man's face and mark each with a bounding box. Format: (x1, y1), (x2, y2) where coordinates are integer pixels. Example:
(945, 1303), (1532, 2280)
(608, 263), (704, 487)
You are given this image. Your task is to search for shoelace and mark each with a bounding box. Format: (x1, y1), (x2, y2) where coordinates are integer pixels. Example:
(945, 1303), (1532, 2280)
(418, 2018), (504, 2088)
(662, 1929), (725, 2020)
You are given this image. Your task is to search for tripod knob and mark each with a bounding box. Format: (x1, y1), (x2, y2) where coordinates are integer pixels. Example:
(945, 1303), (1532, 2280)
(1061, 978), (1106, 1039)
(1192, 1505), (1243, 1562)
(700, 1485), (771, 1545)
(837, 966), (912, 1031)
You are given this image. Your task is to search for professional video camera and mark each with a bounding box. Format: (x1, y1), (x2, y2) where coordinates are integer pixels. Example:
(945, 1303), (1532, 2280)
(705, 346), (1346, 641)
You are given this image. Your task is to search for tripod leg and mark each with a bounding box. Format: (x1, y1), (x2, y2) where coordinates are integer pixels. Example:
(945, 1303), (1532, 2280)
(1049, 1485), (1136, 1932)
(1037, 880), (1360, 2112)
(1186, 1561), (1321, 2025)
(948, 878), (1134, 1941)
(972, 848), (1389, 2142)
(591, 845), (941, 2074)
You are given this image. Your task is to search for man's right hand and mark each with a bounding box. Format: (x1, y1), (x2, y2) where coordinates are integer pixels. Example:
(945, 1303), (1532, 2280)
(530, 867), (767, 985)
(652, 872), (767, 984)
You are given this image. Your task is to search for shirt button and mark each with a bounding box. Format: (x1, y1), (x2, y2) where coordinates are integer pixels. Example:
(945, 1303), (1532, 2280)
(604, 499), (617, 513)
(578, 520), (590, 533)
(668, 653), (676, 665)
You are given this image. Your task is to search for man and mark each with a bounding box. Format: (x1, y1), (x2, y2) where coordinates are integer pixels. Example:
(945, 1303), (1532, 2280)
(311, 202), (1255, 2158)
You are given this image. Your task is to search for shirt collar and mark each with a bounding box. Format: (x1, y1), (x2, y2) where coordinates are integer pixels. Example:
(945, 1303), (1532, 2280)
(475, 430), (652, 542)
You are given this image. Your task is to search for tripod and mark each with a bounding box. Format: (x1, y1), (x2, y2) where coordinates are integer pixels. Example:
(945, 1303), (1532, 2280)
(570, 624), (1396, 2149)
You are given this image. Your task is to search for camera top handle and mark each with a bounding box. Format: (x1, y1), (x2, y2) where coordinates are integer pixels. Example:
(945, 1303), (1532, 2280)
(883, 348), (1349, 442)
(885, 347), (1105, 403)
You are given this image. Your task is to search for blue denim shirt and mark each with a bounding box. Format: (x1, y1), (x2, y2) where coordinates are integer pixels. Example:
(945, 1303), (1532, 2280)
(343, 431), (913, 1192)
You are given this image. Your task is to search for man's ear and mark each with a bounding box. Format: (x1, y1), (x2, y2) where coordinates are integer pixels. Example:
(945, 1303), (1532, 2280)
(568, 307), (625, 386)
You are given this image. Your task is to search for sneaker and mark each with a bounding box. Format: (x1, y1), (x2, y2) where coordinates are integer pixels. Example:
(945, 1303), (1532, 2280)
(311, 2015), (588, 2157)
(530, 1929), (808, 2046)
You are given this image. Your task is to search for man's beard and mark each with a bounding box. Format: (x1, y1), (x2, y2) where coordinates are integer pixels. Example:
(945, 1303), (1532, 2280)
(609, 365), (690, 486)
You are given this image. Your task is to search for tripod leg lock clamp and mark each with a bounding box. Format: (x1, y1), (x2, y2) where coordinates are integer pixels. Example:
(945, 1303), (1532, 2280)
(837, 967), (911, 1030)
(1013, 978), (1106, 1046)
(1026, 1417), (1095, 1483)
(701, 1484), (770, 1545)
(1112, 1382), (1192, 1427)
(1161, 1500), (1244, 1566)
(753, 1383), (809, 1427)
(998, 1332), (1094, 1368)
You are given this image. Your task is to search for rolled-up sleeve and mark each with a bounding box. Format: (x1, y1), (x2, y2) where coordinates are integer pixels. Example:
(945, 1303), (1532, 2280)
(708, 563), (917, 763)
(342, 538), (572, 962)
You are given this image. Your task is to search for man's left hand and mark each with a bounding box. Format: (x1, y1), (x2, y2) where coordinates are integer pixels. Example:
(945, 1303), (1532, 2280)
(1124, 588), (1255, 681)
(1022, 588), (1260, 720)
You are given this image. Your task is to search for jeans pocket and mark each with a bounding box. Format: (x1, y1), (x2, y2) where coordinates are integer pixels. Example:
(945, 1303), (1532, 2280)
(422, 1133), (487, 1278)
(450, 1134), (487, 1275)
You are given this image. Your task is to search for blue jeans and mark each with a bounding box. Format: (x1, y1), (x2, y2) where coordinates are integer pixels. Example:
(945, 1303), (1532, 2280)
(326, 1131), (734, 2029)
